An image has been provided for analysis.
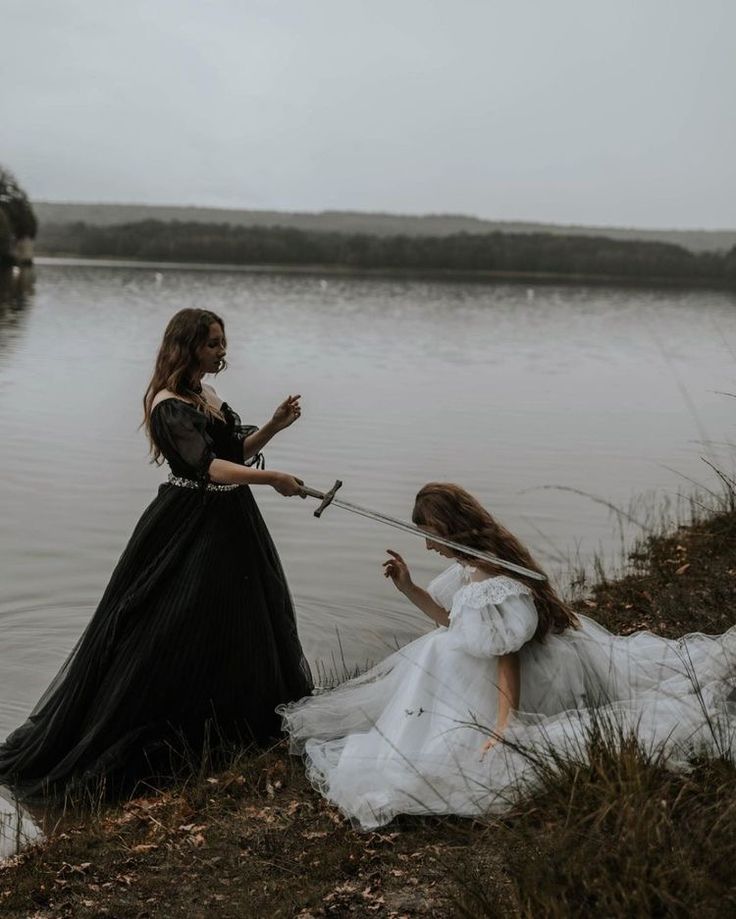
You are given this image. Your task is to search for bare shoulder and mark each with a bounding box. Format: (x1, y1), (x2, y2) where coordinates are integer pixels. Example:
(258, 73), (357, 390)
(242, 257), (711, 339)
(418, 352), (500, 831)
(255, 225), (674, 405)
(151, 388), (188, 410)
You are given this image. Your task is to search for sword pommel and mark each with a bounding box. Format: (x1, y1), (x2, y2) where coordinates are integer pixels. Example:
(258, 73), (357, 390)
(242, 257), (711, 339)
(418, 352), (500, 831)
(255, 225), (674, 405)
(314, 479), (342, 518)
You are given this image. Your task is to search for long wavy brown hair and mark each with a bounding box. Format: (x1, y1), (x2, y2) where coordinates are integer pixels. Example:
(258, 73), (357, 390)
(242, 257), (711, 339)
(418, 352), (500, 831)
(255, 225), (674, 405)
(412, 483), (578, 641)
(142, 308), (228, 465)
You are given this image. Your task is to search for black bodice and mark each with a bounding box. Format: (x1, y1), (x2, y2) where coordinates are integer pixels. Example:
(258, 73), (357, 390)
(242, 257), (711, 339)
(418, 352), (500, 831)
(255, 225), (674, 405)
(150, 399), (259, 480)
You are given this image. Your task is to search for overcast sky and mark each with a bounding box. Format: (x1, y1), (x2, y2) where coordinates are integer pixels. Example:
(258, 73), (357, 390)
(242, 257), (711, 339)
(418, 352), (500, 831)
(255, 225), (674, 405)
(2, 0), (734, 228)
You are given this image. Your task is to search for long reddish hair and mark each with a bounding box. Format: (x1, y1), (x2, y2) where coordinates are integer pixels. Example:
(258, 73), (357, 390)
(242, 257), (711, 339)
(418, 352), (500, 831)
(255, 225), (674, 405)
(142, 308), (228, 464)
(412, 482), (578, 641)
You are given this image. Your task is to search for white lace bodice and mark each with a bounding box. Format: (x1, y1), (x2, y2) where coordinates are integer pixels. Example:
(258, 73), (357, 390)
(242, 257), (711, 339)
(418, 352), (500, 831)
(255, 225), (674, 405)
(428, 564), (537, 657)
(455, 573), (532, 607)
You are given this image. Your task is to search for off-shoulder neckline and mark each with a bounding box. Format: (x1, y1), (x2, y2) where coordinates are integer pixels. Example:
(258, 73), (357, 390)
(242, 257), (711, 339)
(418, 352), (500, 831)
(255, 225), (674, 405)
(151, 397), (227, 414)
(455, 574), (531, 597)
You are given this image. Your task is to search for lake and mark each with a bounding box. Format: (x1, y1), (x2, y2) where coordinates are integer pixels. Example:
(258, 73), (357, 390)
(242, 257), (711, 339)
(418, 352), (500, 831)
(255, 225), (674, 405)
(1, 260), (735, 747)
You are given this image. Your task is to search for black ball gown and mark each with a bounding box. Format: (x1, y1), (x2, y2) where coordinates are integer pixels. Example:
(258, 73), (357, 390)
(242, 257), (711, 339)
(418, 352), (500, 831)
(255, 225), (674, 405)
(0, 398), (313, 800)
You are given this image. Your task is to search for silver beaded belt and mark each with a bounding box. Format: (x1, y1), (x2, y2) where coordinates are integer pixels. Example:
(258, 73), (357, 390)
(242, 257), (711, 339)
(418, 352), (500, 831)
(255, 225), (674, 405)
(168, 473), (239, 492)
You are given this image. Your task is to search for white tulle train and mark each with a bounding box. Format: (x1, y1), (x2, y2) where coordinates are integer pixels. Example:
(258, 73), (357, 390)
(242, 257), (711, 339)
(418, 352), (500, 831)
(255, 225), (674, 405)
(278, 565), (736, 830)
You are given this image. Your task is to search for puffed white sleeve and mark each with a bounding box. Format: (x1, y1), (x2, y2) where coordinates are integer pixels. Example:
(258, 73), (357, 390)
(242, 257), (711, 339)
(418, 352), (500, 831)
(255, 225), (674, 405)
(427, 562), (466, 611)
(447, 576), (538, 657)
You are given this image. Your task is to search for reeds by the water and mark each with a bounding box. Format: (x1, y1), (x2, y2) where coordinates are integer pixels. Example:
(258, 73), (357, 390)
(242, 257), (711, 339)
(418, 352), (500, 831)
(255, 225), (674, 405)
(452, 730), (736, 917)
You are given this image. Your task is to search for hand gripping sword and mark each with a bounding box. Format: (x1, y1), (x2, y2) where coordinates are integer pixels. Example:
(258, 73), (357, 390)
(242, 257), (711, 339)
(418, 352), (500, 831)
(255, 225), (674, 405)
(298, 479), (546, 582)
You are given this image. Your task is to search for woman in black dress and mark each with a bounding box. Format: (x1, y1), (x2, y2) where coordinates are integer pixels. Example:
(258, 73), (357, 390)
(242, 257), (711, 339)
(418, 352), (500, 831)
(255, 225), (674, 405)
(0, 308), (313, 800)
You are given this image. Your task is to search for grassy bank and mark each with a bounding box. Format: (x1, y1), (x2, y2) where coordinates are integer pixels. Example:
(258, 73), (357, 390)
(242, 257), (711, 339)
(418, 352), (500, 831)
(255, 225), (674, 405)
(2, 504), (736, 917)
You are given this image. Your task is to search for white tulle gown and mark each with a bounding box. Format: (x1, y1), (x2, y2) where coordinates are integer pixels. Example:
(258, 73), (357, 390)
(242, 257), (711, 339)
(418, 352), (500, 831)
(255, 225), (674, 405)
(278, 563), (736, 830)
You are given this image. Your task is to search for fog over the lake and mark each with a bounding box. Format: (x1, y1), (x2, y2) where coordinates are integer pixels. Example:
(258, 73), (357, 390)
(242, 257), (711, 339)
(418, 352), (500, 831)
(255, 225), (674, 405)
(2, 0), (735, 228)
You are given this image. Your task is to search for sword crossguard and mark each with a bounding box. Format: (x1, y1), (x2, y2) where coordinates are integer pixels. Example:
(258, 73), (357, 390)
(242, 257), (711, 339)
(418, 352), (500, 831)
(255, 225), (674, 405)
(314, 479), (342, 517)
(298, 479), (343, 518)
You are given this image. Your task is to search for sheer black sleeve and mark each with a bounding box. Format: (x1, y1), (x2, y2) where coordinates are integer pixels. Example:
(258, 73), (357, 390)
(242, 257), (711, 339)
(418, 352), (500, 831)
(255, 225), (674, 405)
(151, 400), (216, 480)
(221, 402), (265, 469)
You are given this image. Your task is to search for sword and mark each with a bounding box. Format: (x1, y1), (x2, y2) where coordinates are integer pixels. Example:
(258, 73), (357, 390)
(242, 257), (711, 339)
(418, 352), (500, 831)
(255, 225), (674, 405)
(298, 479), (546, 582)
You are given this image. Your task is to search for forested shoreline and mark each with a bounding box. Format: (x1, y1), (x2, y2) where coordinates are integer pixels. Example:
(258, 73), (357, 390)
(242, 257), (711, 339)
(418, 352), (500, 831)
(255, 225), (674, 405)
(37, 219), (736, 286)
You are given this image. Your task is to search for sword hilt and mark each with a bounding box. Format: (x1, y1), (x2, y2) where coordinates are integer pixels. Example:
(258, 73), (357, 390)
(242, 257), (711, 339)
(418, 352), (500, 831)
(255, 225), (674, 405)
(298, 479), (343, 517)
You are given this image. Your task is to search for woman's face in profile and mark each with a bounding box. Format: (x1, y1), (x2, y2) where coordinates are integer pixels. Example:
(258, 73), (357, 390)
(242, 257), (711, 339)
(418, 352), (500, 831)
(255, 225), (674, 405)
(420, 524), (456, 559)
(196, 322), (227, 375)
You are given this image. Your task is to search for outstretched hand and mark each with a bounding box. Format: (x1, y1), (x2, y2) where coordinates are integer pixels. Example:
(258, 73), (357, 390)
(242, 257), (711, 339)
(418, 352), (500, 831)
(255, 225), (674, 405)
(383, 549), (414, 594)
(271, 394), (302, 431)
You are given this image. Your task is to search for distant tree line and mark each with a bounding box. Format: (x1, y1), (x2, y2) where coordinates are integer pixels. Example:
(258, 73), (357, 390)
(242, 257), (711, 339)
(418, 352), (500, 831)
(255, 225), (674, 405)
(37, 219), (736, 284)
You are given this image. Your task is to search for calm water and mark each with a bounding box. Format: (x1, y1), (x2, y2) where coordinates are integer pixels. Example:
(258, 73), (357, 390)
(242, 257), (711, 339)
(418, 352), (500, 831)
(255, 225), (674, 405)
(1, 261), (736, 751)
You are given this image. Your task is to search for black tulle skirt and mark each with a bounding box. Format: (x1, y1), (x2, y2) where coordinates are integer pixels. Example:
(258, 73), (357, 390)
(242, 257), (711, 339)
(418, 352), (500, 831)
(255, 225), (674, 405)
(0, 482), (313, 801)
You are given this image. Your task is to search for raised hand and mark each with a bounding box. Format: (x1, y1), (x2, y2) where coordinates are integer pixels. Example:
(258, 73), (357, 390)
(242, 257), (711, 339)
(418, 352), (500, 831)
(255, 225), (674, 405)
(383, 549), (414, 595)
(271, 394), (302, 431)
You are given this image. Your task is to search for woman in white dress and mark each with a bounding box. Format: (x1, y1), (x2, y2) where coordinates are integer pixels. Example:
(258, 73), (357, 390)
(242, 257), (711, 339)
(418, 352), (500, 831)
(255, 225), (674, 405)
(278, 483), (736, 830)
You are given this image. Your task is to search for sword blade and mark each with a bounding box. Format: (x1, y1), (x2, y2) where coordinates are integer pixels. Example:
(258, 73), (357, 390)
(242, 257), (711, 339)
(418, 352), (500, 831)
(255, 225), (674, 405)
(329, 497), (546, 582)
